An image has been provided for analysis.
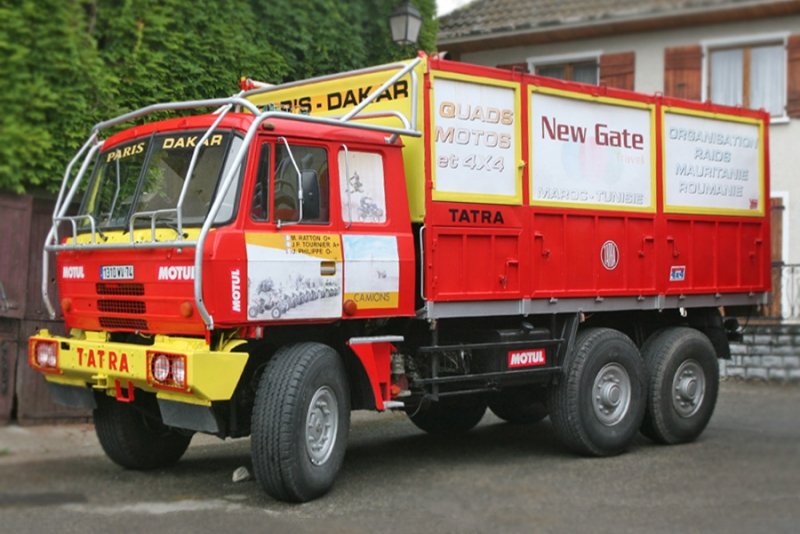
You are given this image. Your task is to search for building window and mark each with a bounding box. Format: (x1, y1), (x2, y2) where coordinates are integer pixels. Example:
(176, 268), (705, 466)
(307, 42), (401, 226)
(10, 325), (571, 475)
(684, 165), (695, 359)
(529, 52), (601, 85)
(536, 60), (598, 84)
(708, 42), (786, 117)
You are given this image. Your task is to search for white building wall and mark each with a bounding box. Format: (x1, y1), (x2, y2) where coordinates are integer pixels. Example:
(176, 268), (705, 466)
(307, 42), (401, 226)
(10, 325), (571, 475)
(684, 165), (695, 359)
(457, 15), (800, 263)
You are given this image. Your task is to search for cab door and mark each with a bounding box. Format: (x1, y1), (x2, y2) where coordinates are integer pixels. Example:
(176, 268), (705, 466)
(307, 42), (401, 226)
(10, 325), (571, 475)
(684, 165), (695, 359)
(244, 139), (342, 321)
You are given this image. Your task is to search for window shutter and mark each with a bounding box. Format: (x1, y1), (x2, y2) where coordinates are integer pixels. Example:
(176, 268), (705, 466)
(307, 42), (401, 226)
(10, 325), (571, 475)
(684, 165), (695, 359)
(599, 52), (635, 90)
(496, 62), (528, 73)
(664, 45), (702, 100)
(788, 35), (800, 117)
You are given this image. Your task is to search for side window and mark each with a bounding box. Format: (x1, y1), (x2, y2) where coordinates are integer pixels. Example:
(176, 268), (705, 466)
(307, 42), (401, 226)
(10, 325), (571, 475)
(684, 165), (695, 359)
(338, 150), (387, 224)
(274, 144), (329, 224)
(250, 143), (270, 221)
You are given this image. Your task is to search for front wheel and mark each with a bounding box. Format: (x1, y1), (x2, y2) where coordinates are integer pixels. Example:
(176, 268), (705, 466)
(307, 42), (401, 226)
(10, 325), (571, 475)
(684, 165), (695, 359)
(251, 343), (350, 502)
(548, 328), (646, 457)
(640, 327), (719, 444)
(93, 395), (192, 470)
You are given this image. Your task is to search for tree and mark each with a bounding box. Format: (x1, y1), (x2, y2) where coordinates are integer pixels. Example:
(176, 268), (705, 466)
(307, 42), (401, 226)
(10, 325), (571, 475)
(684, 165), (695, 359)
(94, 0), (288, 111)
(251, 0), (437, 82)
(0, 0), (107, 194)
(0, 0), (438, 194)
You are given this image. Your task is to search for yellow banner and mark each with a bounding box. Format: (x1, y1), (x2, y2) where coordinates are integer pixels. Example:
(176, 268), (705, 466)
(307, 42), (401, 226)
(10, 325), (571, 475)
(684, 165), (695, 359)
(245, 233), (342, 261)
(245, 58), (427, 222)
(344, 291), (399, 309)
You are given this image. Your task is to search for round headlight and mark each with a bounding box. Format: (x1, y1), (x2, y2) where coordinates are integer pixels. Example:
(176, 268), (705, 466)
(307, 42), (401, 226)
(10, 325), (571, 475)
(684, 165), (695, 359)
(36, 343), (56, 368)
(172, 358), (186, 386)
(152, 354), (170, 382)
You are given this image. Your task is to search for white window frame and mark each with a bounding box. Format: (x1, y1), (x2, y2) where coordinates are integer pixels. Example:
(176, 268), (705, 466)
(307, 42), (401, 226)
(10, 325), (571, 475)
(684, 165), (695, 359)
(527, 50), (603, 84)
(701, 32), (790, 124)
(770, 190), (792, 319)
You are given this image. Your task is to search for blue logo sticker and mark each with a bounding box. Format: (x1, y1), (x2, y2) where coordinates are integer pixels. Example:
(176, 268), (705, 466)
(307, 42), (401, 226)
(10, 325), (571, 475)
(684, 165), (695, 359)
(670, 266), (686, 282)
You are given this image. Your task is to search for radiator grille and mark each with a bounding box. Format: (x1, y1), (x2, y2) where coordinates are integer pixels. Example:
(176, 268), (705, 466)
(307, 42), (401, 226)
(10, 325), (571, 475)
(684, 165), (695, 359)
(96, 283), (145, 296)
(99, 317), (148, 330)
(97, 300), (146, 314)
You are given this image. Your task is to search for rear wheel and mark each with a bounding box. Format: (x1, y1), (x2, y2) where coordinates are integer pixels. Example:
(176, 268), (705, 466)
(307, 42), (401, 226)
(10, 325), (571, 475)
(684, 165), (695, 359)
(548, 328), (646, 456)
(251, 343), (350, 502)
(489, 387), (548, 424)
(640, 327), (719, 444)
(94, 395), (192, 470)
(406, 396), (487, 434)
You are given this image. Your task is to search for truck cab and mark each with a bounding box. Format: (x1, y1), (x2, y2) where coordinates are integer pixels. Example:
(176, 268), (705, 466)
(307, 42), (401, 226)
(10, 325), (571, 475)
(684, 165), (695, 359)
(55, 114), (415, 337)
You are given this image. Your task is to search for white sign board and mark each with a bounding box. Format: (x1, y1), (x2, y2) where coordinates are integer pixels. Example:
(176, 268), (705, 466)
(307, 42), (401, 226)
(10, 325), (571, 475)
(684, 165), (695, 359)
(663, 111), (762, 215)
(530, 92), (653, 210)
(432, 77), (518, 201)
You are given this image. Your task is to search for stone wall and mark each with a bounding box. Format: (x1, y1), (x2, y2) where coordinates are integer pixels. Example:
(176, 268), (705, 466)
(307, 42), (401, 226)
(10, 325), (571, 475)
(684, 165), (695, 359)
(723, 324), (800, 383)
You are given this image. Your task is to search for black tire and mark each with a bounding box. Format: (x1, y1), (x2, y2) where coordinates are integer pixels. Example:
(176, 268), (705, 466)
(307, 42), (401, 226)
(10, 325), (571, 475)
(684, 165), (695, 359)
(251, 343), (350, 503)
(488, 387), (548, 424)
(640, 327), (719, 444)
(406, 396), (487, 434)
(547, 328), (646, 457)
(93, 395), (192, 470)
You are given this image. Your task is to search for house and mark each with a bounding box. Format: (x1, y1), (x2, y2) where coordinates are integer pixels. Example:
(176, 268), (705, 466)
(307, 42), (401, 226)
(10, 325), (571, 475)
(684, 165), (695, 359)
(438, 0), (800, 320)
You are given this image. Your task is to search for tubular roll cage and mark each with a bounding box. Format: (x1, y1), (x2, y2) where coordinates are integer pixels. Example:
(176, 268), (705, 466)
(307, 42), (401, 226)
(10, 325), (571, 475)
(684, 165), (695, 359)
(42, 58), (423, 330)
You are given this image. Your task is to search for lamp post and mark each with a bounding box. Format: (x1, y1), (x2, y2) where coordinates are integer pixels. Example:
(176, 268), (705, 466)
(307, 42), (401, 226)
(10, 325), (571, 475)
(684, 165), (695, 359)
(389, 1), (422, 47)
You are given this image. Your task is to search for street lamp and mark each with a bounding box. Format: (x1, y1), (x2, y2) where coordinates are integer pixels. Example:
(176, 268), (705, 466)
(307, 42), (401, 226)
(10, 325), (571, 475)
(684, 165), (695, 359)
(390, 1), (422, 47)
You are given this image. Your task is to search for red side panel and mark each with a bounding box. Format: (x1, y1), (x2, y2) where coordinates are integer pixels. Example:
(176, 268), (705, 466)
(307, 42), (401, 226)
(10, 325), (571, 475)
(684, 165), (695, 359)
(430, 226), (522, 300)
(422, 58), (770, 306)
(529, 213), (657, 298)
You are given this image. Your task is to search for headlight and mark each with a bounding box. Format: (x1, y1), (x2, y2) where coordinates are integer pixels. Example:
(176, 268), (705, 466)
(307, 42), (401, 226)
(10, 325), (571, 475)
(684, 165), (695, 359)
(152, 354), (171, 382)
(29, 339), (60, 374)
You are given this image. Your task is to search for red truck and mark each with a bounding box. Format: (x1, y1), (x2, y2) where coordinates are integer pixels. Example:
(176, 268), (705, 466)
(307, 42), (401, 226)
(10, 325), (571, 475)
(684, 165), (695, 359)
(29, 54), (770, 502)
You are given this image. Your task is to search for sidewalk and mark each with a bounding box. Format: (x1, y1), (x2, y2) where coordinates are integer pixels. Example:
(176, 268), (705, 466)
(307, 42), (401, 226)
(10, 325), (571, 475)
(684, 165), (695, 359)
(0, 423), (101, 466)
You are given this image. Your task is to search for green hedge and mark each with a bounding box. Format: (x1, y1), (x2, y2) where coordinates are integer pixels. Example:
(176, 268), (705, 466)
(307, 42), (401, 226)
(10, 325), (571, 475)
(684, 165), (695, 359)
(0, 0), (437, 194)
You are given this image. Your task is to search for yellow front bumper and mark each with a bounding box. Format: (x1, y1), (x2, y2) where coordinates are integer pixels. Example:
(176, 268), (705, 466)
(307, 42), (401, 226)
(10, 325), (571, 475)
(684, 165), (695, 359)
(31, 329), (249, 406)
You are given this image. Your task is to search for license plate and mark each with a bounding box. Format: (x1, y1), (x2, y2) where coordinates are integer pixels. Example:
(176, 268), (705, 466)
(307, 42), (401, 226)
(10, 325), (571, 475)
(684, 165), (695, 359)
(100, 265), (135, 280)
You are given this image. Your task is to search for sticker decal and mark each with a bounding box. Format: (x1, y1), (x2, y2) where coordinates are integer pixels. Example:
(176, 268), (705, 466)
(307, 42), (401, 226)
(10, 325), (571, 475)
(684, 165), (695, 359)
(339, 151), (387, 224)
(231, 269), (242, 313)
(246, 233), (343, 321)
(343, 235), (400, 309)
(508, 349), (546, 369)
(62, 266), (85, 279)
(600, 240), (620, 271)
(670, 265), (687, 282)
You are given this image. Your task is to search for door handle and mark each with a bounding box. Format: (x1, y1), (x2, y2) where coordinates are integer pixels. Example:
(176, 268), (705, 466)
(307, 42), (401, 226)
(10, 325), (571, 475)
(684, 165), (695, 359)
(320, 261), (336, 276)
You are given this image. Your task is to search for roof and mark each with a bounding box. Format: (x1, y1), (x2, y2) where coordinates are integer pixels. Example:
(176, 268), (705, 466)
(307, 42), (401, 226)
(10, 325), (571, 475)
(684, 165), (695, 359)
(438, 0), (800, 50)
(104, 114), (393, 152)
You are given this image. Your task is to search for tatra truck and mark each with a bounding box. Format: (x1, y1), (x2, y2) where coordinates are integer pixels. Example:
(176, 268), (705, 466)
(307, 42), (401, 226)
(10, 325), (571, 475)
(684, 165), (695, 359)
(29, 53), (770, 502)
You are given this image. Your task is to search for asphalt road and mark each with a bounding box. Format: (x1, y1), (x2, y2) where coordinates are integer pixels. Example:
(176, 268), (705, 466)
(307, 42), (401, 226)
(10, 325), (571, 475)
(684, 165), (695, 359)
(1, 381), (799, 533)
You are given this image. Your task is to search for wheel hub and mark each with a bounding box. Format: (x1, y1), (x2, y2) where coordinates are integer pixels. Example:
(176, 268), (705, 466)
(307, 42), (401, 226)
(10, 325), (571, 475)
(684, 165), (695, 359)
(305, 386), (338, 466)
(672, 359), (705, 418)
(592, 362), (631, 426)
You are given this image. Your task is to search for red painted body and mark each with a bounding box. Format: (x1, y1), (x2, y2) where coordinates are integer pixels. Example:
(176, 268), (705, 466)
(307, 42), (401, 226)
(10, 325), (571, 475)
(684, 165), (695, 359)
(422, 58), (770, 304)
(55, 58), (769, 341)
(57, 116), (417, 336)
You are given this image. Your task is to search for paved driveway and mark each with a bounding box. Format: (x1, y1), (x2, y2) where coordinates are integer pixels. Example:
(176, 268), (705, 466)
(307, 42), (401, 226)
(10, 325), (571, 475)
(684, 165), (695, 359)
(1, 381), (798, 533)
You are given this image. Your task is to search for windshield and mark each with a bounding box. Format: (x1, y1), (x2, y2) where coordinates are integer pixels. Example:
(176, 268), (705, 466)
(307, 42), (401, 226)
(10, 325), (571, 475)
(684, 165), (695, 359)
(80, 130), (242, 230)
